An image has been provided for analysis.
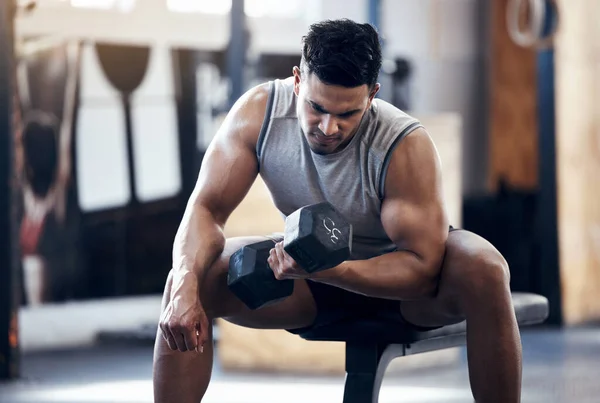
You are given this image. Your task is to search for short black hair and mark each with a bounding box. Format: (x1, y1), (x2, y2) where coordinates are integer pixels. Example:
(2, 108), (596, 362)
(301, 19), (382, 89)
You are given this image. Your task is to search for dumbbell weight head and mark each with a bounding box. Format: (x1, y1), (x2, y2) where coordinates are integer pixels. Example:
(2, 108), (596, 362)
(227, 240), (294, 310)
(283, 202), (352, 273)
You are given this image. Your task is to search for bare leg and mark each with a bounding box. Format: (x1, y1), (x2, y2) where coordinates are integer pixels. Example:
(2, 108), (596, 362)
(153, 236), (317, 403)
(400, 230), (522, 403)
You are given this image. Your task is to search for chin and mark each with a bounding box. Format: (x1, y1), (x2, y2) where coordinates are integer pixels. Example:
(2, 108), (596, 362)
(305, 137), (330, 153)
(309, 142), (337, 155)
(310, 147), (331, 155)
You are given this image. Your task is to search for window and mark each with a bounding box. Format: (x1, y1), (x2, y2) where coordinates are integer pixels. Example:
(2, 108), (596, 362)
(245, 0), (302, 18)
(70, 0), (136, 12)
(166, 0), (304, 18)
(166, 0), (232, 15)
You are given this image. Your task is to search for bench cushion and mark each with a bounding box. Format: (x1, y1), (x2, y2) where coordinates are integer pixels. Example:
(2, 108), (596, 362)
(299, 292), (549, 344)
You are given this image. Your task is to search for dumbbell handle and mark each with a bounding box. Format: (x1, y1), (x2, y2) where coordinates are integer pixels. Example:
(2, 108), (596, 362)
(283, 203), (352, 273)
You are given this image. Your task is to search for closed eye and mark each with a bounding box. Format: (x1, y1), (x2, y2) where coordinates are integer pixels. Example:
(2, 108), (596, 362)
(338, 111), (358, 118)
(308, 101), (360, 118)
(310, 102), (327, 114)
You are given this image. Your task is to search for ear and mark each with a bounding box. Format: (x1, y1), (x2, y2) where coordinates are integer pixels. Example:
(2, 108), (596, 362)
(367, 83), (381, 107)
(292, 66), (301, 96)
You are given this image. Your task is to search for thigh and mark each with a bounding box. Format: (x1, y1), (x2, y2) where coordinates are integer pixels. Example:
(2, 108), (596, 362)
(399, 229), (497, 328)
(200, 235), (318, 330)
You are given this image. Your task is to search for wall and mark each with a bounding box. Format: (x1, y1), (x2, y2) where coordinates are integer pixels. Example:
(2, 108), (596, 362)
(487, 0), (538, 191)
(17, 1), (488, 197)
(316, 0), (487, 196)
(16, 0), (230, 48)
(554, 0), (600, 325)
(381, 0), (488, 196)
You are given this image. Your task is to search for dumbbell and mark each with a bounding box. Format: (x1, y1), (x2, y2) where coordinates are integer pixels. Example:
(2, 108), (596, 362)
(227, 202), (353, 310)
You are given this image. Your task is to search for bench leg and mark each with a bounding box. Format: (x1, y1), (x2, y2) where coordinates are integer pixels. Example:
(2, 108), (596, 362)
(342, 342), (406, 403)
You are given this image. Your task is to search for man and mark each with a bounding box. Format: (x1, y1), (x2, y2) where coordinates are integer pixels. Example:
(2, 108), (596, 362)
(153, 19), (521, 403)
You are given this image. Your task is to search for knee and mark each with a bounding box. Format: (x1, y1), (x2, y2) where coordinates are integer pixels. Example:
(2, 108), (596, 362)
(443, 237), (511, 300)
(458, 249), (510, 297)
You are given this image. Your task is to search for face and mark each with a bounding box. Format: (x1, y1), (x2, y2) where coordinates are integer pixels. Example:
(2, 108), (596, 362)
(293, 67), (379, 155)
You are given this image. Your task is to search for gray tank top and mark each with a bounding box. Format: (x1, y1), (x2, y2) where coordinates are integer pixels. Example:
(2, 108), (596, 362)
(257, 77), (422, 260)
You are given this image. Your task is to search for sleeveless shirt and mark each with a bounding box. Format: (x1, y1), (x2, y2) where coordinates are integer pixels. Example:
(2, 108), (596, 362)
(256, 77), (423, 260)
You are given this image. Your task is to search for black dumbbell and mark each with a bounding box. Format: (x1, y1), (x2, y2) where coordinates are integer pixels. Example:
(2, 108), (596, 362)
(227, 202), (352, 310)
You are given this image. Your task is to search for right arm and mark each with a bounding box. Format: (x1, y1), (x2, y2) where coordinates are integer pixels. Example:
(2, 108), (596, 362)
(162, 83), (270, 351)
(172, 84), (269, 286)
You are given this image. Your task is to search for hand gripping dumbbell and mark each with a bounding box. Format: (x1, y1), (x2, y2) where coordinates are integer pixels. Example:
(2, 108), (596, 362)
(227, 202), (353, 310)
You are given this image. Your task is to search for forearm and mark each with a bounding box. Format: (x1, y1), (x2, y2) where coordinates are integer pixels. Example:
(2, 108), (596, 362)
(310, 251), (441, 300)
(172, 201), (226, 288)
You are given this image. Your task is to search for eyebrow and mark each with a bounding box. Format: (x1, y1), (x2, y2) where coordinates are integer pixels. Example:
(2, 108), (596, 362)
(308, 100), (361, 117)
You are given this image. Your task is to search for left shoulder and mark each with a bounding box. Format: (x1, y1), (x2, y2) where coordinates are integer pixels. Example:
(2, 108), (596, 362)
(371, 99), (419, 123)
(381, 127), (442, 200)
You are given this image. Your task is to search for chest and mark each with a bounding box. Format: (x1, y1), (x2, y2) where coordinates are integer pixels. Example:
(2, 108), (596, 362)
(259, 148), (385, 241)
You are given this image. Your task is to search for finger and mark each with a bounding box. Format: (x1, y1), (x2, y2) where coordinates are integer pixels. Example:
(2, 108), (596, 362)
(276, 242), (296, 266)
(160, 323), (178, 351)
(199, 315), (210, 349)
(181, 324), (199, 352)
(165, 332), (178, 351)
(274, 243), (287, 266)
(267, 248), (276, 266)
(267, 249), (279, 275)
(184, 327), (198, 352)
(172, 329), (188, 352)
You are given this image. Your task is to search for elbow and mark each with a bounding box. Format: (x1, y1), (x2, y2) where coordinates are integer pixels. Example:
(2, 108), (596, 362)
(416, 271), (439, 299)
(412, 235), (446, 299)
(412, 258), (443, 300)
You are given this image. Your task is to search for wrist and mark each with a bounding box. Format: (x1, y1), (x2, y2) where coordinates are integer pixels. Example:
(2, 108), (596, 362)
(172, 254), (201, 279)
(170, 267), (200, 297)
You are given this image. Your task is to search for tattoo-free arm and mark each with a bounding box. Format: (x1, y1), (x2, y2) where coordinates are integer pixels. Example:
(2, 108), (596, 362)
(311, 128), (448, 300)
(171, 84), (269, 288)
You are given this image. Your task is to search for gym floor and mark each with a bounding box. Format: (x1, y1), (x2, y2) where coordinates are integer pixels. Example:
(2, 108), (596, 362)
(1, 326), (599, 403)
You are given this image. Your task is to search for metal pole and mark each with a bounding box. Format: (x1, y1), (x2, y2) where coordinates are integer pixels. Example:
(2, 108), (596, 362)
(535, 1), (561, 325)
(227, 0), (246, 109)
(367, 0), (381, 31)
(368, 0), (386, 100)
(0, 0), (20, 380)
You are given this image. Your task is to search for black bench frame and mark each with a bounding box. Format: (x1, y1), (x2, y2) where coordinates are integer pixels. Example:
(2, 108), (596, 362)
(299, 292), (549, 403)
(342, 333), (467, 402)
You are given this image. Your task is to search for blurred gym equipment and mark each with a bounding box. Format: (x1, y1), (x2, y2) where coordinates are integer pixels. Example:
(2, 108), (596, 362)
(506, 0), (559, 49)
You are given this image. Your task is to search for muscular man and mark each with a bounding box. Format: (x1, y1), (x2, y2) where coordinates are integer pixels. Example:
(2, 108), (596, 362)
(153, 19), (522, 403)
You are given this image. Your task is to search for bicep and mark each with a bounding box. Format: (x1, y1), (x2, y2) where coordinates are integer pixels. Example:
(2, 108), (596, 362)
(380, 129), (448, 267)
(193, 135), (259, 226)
(191, 85), (269, 226)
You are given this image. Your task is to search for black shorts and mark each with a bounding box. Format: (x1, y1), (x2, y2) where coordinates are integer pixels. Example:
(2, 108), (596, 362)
(273, 226), (460, 336)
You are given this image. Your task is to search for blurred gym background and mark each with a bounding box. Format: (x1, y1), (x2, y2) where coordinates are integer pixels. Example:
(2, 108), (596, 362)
(1, 1), (599, 402)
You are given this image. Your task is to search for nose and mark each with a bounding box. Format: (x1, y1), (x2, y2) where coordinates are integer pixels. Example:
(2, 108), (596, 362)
(319, 114), (339, 136)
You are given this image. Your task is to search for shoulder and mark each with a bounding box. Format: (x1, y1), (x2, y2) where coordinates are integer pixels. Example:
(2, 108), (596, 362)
(388, 127), (438, 165)
(383, 127), (442, 199)
(372, 99), (418, 122)
(367, 99), (422, 146)
(217, 82), (272, 149)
